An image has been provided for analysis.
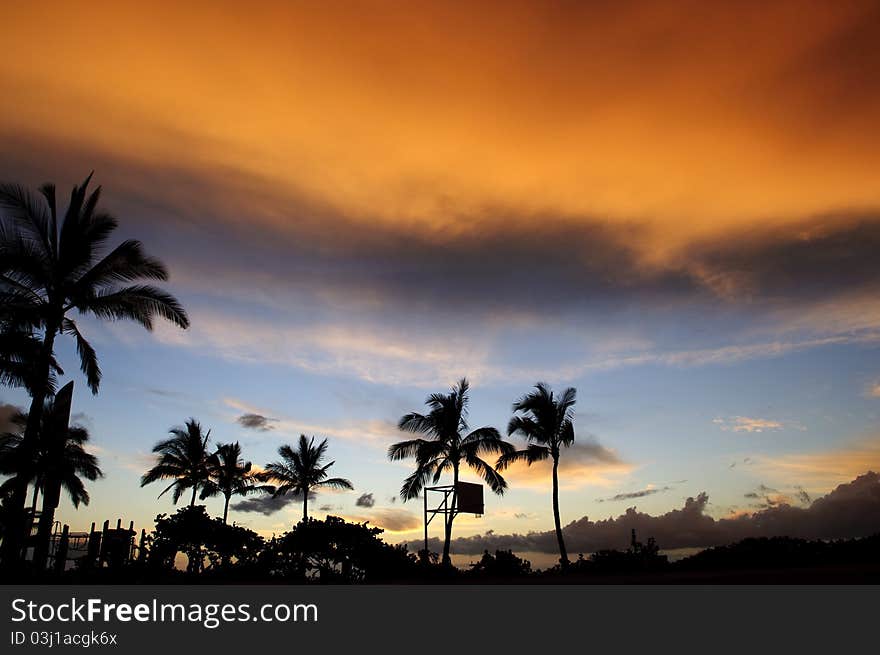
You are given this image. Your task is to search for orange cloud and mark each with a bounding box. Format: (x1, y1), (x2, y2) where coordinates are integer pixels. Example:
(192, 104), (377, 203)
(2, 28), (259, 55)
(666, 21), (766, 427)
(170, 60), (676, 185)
(3, 0), (879, 261)
(342, 508), (421, 534)
(501, 442), (634, 491)
(755, 438), (880, 491)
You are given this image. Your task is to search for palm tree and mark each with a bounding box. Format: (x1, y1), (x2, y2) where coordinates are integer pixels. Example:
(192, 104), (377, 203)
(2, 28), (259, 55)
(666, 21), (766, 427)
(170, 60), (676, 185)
(388, 378), (513, 566)
(201, 442), (272, 524)
(497, 383), (577, 567)
(261, 435), (353, 522)
(0, 396), (103, 569)
(0, 174), (189, 563)
(0, 402), (102, 509)
(141, 419), (213, 507)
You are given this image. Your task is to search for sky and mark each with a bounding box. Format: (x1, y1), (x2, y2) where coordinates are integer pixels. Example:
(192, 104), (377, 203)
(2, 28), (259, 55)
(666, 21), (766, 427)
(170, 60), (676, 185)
(2, 0), (880, 562)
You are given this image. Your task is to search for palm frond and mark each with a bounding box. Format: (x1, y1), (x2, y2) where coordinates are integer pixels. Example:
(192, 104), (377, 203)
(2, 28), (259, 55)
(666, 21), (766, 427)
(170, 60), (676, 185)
(387, 438), (430, 461)
(318, 477), (354, 491)
(495, 444), (551, 471)
(467, 456), (508, 495)
(62, 318), (101, 393)
(80, 284), (189, 330)
(0, 182), (53, 259)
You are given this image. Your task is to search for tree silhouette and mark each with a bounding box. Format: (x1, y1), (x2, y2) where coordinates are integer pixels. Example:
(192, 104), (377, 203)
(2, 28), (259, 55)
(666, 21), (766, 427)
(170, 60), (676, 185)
(0, 321), (60, 395)
(0, 174), (189, 564)
(0, 396), (103, 569)
(388, 378), (513, 566)
(0, 400), (102, 512)
(261, 435), (353, 523)
(497, 382), (577, 567)
(201, 442), (272, 524)
(141, 419), (213, 507)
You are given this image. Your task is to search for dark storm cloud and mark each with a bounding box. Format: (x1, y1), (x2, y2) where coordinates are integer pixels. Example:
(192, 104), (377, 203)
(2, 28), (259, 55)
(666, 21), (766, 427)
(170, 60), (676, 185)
(795, 487), (812, 505)
(4, 133), (880, 323)
(355, 493), (375, 508)
(414, 472), (880, 555)
(236, 413), (277, 431)
(231, 493), (308, 516)
(688, 216), (880, 303)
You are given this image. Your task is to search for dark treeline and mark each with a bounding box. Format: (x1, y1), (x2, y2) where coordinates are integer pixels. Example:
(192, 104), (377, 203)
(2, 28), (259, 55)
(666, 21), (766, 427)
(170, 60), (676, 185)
(8, 507), (880, 584)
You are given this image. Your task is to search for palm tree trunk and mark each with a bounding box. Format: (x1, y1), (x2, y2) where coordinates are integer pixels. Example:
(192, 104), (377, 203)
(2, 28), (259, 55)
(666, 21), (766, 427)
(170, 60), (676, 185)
(30, 484), (40, 515)
(190, 484), (197, 507)
(33, 487), (59, 571)
(26, 484), (40, 539)
(442, 462), (459, 567)
(552, 454), (569, 567)
(1, 325), (57, 567)
(223, 494), (230, 524)
(302, 486), (309, 521)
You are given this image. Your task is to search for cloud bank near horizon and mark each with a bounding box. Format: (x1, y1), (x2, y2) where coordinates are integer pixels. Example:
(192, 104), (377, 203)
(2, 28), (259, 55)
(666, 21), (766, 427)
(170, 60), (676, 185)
(412, 472), (880, 555)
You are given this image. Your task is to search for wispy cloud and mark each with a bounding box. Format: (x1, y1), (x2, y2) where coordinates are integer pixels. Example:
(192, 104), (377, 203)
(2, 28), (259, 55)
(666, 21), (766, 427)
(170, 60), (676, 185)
(713, 416), (788, 433)
(144, 303), (880, 389)
(598, 484), (674, 503)
(222, 398), (399, 446)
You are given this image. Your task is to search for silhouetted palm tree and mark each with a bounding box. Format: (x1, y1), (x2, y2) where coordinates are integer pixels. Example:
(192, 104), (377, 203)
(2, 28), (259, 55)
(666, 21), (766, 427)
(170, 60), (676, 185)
(497, 382), (577, 567)
(388, 378), (513, 566)
(141, 419), (212, 507)
(0, 396), (103, 569)
(0, 174), (189, 563)
(0, 401), (102, 510)
(261, 435), (353, 522)
(201, 442), (272, 524)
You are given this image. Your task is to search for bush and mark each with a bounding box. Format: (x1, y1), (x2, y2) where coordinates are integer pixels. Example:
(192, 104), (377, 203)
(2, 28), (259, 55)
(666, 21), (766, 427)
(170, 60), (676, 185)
(149, 505), (264, 575)
(257, 515), (417, 583)
(467, 549), (532, 578)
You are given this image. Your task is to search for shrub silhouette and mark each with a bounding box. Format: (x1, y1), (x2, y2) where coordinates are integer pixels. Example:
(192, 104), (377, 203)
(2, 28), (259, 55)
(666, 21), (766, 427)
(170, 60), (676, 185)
(258, 515), (417, 583)
(149, 505), (264, 575)
(468, 549), (532, 578)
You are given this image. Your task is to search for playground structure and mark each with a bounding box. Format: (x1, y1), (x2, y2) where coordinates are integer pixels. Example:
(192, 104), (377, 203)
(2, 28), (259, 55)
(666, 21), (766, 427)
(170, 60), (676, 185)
(24, 515), (147, 573)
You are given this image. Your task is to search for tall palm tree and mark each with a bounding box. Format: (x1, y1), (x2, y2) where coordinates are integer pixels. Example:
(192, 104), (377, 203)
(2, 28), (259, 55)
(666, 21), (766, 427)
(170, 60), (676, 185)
(141, 419), (212, 507)
(388, 378), (513, 566)
(261, 435), (353, 522)
(0, 174), (189, 563)
(497, 383), (577, 567)
(201, 442), (272, 524)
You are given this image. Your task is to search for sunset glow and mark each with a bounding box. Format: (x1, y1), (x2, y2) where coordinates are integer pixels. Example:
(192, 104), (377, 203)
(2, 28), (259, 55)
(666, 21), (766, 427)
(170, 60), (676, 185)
(3, 0), (880, 558)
